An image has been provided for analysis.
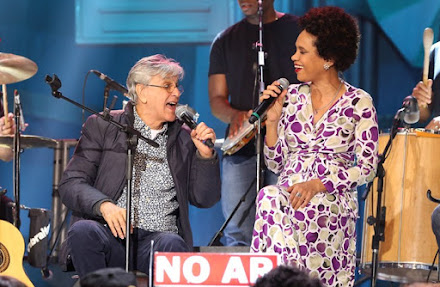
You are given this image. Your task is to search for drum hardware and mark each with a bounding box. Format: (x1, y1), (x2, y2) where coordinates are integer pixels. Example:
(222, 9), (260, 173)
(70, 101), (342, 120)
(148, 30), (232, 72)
(426, 250), (440, 284)
(0, 53), (38, 229)
(13, 89), (25, 228)
(428, 190), (440, 204)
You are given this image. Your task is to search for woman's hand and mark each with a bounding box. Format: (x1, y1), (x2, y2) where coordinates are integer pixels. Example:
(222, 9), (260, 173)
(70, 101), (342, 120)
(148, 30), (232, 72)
(260, 80), (287, 125)
(191, 122), (216, 158)
(287, 179), (326, 209)
(261, 80), (288, 147)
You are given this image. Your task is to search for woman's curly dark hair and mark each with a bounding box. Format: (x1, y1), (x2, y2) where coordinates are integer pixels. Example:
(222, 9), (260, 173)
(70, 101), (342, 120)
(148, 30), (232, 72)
(299, 6), (360, 72)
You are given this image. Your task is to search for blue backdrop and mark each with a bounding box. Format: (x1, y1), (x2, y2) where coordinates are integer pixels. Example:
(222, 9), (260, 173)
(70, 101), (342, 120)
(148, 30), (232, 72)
(0, 0), (436, 286)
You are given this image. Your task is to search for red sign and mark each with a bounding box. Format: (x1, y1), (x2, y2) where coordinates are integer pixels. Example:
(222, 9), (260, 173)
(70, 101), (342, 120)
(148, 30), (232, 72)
(154, 252), (280, 286)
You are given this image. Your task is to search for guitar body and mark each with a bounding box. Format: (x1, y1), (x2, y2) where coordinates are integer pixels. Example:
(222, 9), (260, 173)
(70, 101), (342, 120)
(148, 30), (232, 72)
(0, 220), (34, 287)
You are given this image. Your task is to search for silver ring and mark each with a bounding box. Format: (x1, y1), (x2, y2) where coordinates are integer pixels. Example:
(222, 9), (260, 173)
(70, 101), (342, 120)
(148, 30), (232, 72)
(296, 192), (302, 198)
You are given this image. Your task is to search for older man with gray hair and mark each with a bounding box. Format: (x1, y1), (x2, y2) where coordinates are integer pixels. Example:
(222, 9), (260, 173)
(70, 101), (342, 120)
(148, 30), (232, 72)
(58, 54), (221, 278)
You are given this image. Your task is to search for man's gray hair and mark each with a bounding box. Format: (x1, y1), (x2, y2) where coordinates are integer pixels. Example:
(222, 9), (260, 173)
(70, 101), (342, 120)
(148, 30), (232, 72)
(126, 54), (184, 103)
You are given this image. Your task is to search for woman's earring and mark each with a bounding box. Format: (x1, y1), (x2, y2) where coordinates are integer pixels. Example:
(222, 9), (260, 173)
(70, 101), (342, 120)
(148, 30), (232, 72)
(323, 63), (331, 71)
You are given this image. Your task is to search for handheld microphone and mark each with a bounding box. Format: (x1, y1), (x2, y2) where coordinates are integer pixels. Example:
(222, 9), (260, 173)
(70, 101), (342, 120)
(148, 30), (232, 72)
(249, 78), (290, 124)
(14, 90), (26, 131)
(401, 95), (420, 124)
(91, 70), (128, 97)
(175, 104), (214, 148)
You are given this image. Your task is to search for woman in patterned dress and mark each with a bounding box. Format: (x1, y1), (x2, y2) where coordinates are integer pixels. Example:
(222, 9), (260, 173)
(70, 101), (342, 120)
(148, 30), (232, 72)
(250, 6), (379, 286)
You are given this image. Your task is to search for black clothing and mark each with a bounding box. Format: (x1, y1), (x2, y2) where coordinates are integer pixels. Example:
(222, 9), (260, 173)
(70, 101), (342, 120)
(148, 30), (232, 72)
(209, 14), (300, 156)
(429, 42), (440, 117)
(58, 102), (221, 270)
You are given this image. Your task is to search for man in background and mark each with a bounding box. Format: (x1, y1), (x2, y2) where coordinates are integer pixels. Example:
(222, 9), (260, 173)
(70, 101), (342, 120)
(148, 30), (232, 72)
(412, 40), (440, 128)
(411, 37), (440, 270)
(208, 0), (300, 246)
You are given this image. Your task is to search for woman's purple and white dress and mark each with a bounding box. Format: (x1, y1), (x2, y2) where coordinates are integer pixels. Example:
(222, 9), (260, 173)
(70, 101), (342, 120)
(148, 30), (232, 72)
(251, 82), (379, 286)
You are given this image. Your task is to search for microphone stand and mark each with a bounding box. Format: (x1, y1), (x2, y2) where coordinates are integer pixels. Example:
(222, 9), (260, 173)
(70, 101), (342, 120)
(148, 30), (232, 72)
(208, 1), (270, 246)
(357, 109), (403, 287)
(103, 85), (110, 111)
(255, 0), (265, 192)
(45, 74), (158, 272)
(208, 179), (255, 246)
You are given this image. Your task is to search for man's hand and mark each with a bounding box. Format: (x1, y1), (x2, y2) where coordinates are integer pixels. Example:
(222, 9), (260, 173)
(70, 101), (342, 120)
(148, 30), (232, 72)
(0, 113), (16, 136)
(426, 116), (440, 130)
(191, 122), (216, 158)
(412, 79), (432, 107)
(228, 110), (252, 138)
(100, 201), (127, 239)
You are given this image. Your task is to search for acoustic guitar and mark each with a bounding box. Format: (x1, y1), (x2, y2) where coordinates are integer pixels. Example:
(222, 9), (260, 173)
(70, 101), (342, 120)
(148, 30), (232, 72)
(0, 219), (34, 287)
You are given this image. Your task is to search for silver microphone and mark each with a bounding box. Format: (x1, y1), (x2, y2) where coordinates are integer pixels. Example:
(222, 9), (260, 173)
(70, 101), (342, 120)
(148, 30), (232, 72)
(175, 104), (199, 124)
(175, 104), (213, 148)
(401, 95), (419, 124)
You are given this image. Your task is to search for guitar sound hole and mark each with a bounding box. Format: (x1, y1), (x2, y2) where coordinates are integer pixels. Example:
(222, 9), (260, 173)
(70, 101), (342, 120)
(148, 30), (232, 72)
(0, 242), (10, 272)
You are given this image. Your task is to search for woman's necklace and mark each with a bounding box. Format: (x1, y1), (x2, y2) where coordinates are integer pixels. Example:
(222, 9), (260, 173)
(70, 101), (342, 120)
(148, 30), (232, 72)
(312, 80), (343, 115)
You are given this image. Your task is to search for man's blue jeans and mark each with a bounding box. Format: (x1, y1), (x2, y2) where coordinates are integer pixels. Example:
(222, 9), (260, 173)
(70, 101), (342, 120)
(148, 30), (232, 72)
(67, 220), (189, 278)
(221, 155), (278, 246)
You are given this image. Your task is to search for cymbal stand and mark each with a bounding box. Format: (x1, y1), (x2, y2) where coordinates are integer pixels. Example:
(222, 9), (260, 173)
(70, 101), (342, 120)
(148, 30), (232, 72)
(45, 74), (159, 272)
(12, 89), (22, 228)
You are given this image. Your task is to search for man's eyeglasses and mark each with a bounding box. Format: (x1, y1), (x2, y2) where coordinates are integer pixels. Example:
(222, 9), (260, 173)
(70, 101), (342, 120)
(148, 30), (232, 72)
(145, 83), (184, 94)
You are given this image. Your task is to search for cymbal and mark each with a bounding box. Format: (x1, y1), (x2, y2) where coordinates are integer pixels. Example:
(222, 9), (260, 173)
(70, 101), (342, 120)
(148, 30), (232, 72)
(0, 53), (38, 85)
(0, 135), (57, 149)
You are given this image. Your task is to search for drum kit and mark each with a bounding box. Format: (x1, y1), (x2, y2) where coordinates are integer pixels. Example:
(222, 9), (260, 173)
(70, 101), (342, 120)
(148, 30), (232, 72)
(0, 52), (56, 150)
(0, 53), (76, 278)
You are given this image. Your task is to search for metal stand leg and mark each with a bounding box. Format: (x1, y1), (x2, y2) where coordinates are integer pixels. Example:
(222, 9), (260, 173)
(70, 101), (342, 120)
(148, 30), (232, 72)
(50, 139), (78, 258)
